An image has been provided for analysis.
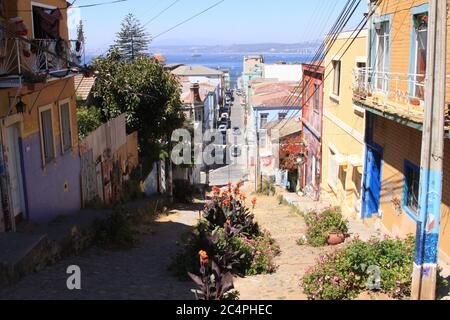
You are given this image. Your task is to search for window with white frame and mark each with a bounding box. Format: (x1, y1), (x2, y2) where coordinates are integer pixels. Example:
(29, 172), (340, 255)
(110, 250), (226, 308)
(413, 12), (428, 100)
(374, 20), (390, 93)
(59, 101), (72, 152)
(332, 60), (341, 96)
(260, 113), (269, 128)
(39, 106), (55, 166)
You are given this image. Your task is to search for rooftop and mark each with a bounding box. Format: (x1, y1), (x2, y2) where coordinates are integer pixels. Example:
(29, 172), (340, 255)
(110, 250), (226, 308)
(74, 75), (96, 101)
(172, 65), (223, 77)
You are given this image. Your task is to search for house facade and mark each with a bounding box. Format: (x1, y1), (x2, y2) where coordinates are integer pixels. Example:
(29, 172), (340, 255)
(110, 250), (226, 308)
(0, 0), (83, 230)
(321, 30), (368, 219)
(300, 64), (324, 200)
(242, 55), (264, 96)
(353, 0), (450, 262)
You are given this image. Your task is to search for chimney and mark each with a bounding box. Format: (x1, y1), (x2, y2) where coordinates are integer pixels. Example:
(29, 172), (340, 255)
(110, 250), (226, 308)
(190, 83), (202, 105)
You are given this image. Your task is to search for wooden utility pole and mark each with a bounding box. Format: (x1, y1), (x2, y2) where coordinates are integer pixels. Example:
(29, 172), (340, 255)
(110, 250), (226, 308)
(411, 0), (447, 300)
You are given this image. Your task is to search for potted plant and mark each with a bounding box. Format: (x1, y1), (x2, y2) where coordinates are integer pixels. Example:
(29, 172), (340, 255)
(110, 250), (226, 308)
(327, 229), (346, 246)
(410, 98), (421, 106)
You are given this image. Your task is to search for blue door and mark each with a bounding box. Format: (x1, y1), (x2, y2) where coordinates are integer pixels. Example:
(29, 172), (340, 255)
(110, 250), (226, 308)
(362, 145), (382, 218)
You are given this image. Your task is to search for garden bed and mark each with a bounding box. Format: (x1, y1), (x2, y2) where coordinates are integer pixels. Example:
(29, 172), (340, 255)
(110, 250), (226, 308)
(170, 182), (280, 300)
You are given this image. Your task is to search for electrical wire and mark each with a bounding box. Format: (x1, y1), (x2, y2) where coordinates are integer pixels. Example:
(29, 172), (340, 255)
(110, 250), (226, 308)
(152, 0), (226, 40)
(142, 0), (182, 28)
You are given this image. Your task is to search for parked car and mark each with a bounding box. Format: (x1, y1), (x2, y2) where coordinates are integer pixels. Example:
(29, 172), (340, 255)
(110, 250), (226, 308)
(221, 113), (229, 119)
(232, 127), (241, 136)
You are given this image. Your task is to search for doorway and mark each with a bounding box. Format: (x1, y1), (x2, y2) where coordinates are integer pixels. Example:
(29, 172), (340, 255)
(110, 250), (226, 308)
(6, 123), (26, 218)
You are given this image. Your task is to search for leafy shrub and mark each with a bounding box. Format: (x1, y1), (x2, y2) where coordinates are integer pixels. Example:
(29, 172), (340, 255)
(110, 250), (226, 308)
(188, 251), (238, 300)
(92, 206), (136, 249)
(304, 207), (349, 247)
(259, 179), (276, 196)
(170, 182), (279, 280)
(301, 235), (423, 300)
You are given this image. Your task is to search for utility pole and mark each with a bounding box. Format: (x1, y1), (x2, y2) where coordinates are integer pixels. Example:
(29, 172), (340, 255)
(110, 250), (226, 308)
(411, 0), (447, 301)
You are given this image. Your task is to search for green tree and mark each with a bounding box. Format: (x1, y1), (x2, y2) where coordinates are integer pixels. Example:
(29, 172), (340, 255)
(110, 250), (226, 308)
(90, 49), (185, 174)
(113, 13), (151, 61)
(76, 105), (102, 139)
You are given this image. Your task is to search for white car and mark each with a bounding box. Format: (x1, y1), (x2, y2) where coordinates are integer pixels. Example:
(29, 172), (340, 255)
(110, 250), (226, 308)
(221, 113), (229, 119)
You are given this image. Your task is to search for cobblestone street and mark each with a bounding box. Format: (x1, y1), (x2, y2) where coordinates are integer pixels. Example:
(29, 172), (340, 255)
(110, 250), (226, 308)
(0, 204), (201, 300)
(234, 193), (331, 300)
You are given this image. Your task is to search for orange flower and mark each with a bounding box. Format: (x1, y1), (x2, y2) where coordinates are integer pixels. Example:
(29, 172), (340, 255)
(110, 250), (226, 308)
(222, 199), (230, 206)
(234, 187), (240, 195)
(212, 186), (221, 194)
(240, 194), (247, 201)
(228, 181), (232, 192)
(237, 181), (243, 188)
(251, 197), (257, 207)
(198, 250), (209, 265)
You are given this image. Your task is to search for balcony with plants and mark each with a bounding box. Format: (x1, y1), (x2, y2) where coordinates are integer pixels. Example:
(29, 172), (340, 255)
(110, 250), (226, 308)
(352, 67), (450, 132)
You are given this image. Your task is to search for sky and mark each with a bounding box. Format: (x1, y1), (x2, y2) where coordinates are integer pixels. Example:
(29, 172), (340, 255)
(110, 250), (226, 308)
(68, 0), (368, 55)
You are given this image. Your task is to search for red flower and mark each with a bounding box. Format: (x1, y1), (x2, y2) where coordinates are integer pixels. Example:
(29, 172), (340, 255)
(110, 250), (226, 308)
(251, 198), (257, 207)
(212, 186), (221, 194)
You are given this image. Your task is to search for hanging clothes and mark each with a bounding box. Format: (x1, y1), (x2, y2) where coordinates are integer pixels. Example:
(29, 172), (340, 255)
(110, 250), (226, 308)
(34, 7), (63, 39)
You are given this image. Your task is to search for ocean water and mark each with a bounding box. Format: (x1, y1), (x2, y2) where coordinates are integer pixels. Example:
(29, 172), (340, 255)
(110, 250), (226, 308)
(165, 53), (312, 87)
(85, 53), (312, 87)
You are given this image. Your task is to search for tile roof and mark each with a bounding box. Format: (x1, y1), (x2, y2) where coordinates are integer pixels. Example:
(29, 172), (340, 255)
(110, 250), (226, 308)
(264, 118), (302, 138)
(74, 75), (96, 101)
(250, 81), (301, 108)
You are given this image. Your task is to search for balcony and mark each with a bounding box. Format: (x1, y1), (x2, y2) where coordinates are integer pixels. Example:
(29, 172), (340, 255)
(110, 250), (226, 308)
(352, 67), (450, 131)
(0, 37), (84, 88)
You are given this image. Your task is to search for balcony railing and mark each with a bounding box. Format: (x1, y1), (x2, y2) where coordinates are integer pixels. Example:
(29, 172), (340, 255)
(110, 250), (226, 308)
(0, 37), (84, 87)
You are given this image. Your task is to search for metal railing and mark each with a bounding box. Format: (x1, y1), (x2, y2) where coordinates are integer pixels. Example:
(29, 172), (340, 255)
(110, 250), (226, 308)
(352, 67), (428, 119)
(0, 36), (83, 80)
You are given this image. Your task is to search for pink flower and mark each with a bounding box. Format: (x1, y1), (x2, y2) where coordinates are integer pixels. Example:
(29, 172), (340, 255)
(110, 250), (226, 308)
(333, 276), (340, 283)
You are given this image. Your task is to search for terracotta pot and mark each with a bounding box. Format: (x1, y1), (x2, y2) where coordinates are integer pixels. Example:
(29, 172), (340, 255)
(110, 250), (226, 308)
(327, 232), (346, 246)
(410, 98), (421, 106)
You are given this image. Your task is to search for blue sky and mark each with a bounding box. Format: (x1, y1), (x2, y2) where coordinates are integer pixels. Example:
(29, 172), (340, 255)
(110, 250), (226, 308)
(68, 0), (368, 54)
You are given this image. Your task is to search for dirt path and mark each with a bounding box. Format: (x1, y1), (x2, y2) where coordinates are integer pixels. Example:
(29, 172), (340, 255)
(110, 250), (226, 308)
(234, 194), (331, 300)
(0, 204), (202, 300)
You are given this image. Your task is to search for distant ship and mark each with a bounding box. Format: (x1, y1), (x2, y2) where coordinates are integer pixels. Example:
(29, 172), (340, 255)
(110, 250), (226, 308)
(192, 53), (202, 58)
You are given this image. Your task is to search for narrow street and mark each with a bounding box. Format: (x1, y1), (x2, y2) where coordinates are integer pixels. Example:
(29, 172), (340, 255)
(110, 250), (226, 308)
(204, 91), (248, 186)
(0, 204), (201, 300)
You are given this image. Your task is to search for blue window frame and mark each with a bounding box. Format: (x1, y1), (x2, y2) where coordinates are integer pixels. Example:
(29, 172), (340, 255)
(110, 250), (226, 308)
(403, 160), (420, 221)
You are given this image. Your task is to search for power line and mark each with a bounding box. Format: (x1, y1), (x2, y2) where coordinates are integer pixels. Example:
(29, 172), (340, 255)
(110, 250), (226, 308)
(266, 0), (359, 124)
(152, 0), (226, 40)
(143, 0), (182, 28)
(277, 1), (379, 133)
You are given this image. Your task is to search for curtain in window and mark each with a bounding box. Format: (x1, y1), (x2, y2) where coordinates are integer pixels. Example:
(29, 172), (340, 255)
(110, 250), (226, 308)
(41, 110), (54, 162)
(33, 7), (63, 39)
(61, 103), (71, 151)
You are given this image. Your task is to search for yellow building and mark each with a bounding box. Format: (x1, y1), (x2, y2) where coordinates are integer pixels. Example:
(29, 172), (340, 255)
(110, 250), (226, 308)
(353, 0), (450, 264)
(322, 30), (368, 219)
(0, 0), (83, 231)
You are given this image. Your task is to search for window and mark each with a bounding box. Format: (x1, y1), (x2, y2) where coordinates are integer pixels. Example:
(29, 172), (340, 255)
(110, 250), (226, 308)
(413, 13), (428, 100)
(32, 4), (60, 39)
(260, 113), (268, 128)
(304, 80), (310, 101)
(59, 101), (72, 152)
(332, 60), (341, 96)
(403, 160), (420, 218)
(278, 113), (287, 120)
(39, 106), (55, 166)
(374, 20), (390, 92)
(313, 84), (321, 111)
